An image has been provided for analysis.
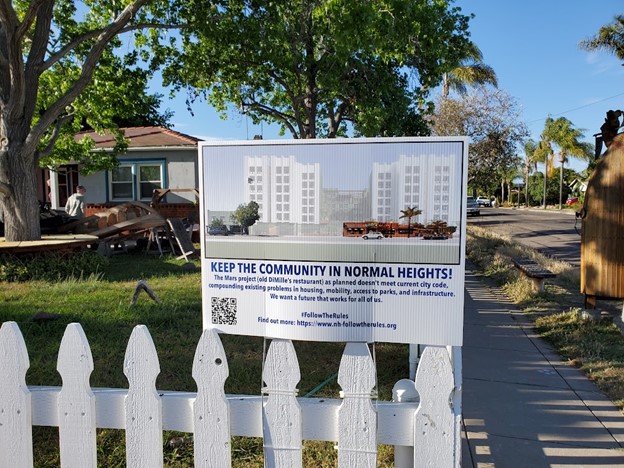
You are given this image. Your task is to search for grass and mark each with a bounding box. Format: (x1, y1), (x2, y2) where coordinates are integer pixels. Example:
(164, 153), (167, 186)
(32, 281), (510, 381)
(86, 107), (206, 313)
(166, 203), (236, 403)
(0, 251), (406, 466)
(467, 224), (624, 411)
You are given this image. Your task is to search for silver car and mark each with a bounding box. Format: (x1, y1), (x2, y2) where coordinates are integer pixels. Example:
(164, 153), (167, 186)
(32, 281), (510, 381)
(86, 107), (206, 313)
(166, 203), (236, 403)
(467, 197), (481, 217)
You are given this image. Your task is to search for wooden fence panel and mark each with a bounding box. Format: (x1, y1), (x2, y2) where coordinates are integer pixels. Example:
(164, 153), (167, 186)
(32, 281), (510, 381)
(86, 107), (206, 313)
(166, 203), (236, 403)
(262, 339), (302, 468)
(337, 342), (377, 468)
(192, 329), (231, 467)
(124, 325), (163, 468)
(413, 345), (455, 467)
(0, 321), (33, 468)
(57, 323), (97, 468)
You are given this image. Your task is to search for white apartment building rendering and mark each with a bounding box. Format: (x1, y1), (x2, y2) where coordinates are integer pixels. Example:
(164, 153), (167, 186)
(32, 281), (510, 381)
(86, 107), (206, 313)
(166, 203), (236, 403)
(371, 153), (460, 225)
(244, 155), (321, 224)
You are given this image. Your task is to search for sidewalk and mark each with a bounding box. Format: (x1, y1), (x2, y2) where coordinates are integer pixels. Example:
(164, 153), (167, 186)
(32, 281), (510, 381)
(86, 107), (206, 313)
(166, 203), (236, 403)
(461, 269), (624, 467)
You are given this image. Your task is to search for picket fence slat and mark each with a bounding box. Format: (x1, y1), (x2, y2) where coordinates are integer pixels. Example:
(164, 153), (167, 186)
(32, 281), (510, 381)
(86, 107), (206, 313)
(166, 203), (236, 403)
(262, 339), (302, 468)
(192, 328), (231, 467)
(0, 321), (33, 468)
(337, 343), (377, 468)
(414, 345), (455, 467)
(0, 321), (460, 467)
(124, 325), (164, 468)
(57, 324), (97, 468)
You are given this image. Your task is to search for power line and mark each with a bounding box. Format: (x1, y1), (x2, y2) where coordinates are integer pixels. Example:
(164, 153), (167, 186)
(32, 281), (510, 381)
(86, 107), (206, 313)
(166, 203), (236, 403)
(527, 91), (624, 124)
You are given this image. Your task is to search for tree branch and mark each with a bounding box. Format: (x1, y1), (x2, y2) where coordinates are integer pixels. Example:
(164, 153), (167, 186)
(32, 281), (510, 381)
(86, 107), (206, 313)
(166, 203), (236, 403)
(243, 99), (299, 138)
(26, 0), (151, 154)
(43, 23), (184, 72)
(37, 111), (75, 160)
(24, 1), (54, 122)
(16, 0), (50, 40)
(327, 100), (350, 138)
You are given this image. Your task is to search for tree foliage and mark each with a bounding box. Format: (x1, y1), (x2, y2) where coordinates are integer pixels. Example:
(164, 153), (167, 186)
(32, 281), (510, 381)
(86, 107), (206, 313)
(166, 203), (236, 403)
(540, 117), (593, 208)
(431, 86), (529, 194)
(231, 201), (260, 233)
(441, 41), (497, 99)
(580, 15), (624, 60)
(0, 0), (180, 241)
(164, 0), (473, 139)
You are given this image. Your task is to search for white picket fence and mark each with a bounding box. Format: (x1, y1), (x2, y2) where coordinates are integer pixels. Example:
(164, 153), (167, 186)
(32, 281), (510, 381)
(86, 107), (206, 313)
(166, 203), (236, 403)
(0, 321), (461, 467)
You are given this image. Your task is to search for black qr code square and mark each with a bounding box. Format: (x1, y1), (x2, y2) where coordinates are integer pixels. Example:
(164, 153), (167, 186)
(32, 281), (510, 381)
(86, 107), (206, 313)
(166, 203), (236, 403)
(211, 297), (237, 325)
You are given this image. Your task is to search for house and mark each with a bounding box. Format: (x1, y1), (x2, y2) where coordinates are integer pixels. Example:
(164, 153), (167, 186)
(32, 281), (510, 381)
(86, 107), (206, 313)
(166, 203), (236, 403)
(42, 126), (202, 220)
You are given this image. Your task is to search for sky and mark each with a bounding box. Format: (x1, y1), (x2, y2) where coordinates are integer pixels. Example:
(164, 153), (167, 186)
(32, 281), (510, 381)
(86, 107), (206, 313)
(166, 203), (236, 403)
(163, 1), (624, 173)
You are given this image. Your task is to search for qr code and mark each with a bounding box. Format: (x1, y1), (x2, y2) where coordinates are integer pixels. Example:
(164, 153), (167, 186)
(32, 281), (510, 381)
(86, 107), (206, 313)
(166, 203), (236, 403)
(211, 297), (237, 325)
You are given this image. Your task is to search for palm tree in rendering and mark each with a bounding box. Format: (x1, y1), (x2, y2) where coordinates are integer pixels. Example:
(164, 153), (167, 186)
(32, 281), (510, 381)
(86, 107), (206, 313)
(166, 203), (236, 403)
(441, 42), (498, 99)
(400, 207), (422, 238)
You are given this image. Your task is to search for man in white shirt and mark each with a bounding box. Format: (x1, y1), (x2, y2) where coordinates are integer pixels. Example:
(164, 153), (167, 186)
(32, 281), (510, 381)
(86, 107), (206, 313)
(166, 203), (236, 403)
(65, 185), (87, 218)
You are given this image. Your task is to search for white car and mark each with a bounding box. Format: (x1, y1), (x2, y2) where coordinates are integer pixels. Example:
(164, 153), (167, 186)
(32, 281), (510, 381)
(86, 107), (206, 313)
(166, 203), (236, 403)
(362, 232), (384, 240)
(476, 196), (492, 207)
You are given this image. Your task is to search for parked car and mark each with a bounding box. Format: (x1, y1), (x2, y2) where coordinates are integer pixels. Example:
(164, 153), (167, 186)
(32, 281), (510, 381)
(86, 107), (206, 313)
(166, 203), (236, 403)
(228, 225), (243, 235)
(565, 196), (579, 205)
(208, 225), (229, 236)
(467, 197), (481, 217)
(476, 196), (492, 207)
(362, 232), (384, 240)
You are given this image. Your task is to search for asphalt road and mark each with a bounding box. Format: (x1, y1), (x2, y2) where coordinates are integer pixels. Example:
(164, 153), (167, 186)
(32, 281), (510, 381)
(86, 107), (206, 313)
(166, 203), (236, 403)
(468, 206), (583, 266)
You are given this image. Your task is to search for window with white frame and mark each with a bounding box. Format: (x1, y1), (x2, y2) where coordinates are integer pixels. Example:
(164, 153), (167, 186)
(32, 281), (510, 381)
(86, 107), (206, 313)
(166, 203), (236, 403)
(109, 161), (165, 201)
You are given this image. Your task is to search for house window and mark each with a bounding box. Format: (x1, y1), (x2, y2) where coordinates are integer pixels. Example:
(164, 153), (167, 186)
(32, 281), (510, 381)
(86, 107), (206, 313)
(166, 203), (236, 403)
(109, 161), (164, 201)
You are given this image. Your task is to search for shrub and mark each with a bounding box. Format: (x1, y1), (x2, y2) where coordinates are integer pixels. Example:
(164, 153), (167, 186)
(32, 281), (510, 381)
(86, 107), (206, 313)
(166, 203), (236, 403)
(0, 250), (108, 282)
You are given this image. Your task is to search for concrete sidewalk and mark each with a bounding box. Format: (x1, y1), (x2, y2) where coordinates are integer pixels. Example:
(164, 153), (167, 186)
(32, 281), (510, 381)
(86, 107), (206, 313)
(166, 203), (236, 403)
(461, 269), (624, 467)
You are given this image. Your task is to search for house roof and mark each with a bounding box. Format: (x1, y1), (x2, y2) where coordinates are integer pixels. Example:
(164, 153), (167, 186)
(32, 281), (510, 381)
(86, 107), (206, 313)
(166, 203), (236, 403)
(75, 126), (201, 149)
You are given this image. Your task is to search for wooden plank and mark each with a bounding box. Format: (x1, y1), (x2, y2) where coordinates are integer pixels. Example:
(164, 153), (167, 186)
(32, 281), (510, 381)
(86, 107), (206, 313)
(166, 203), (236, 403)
(337, 343), (377, 468)
(0, 322), (33, 467)
(89, 213), (165, 238)
(192, 329), (231, 467)
(414, 346), (455, 467)
(262, 339), (302, 468)
(0, 234), (97, 254)
(124, 326), (163, 468)
(511, 258), (555, 278)
(57, 323), (97, 468)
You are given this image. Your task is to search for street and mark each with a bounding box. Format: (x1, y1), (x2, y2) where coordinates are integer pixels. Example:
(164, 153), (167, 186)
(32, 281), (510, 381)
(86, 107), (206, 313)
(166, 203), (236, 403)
(468, 207), (582, 266)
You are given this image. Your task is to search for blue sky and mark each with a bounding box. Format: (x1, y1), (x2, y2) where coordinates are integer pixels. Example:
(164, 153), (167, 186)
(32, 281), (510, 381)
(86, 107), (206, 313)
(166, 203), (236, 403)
(165, 1), (624, 173)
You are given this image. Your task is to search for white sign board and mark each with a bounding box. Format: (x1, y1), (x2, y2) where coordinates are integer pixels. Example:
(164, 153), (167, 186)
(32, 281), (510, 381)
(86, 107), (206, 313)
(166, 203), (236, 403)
(200, 137), (468, 345)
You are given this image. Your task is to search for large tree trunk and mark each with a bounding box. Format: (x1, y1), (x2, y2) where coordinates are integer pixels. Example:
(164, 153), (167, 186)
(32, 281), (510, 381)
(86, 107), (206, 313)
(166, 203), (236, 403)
(0, 137), (41, 241)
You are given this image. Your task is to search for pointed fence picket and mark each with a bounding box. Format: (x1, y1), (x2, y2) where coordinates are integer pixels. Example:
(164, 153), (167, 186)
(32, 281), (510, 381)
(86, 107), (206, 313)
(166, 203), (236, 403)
(0, 321), (461, 467)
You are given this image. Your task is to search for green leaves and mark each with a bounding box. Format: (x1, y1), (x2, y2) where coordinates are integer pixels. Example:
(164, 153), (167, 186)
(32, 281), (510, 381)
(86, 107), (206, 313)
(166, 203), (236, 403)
(580, 14), (624, 60)
(164, 0), (472, 138)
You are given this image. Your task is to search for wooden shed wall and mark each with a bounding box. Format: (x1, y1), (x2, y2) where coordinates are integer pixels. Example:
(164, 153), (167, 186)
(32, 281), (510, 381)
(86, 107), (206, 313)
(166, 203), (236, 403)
(581, 133), (624, 299)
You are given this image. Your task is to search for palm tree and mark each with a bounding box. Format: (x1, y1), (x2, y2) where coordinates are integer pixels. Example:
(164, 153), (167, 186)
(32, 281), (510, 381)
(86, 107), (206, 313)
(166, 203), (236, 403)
(534, 139), (554, 209)
(541, 117), (593, 209)
(441, 42), (498, 99)
(523, 139), (537, 207)
(580, 15), (624, 60)
(399, 207), (422, 238)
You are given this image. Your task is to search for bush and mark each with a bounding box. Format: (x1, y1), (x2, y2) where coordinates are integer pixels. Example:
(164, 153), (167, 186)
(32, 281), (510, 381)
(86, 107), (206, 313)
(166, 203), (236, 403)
(0, 250), (108, 282)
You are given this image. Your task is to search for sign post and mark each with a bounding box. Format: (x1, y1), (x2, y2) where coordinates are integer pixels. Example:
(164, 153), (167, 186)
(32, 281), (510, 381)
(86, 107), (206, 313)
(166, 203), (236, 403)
(199, 137), (468, 346)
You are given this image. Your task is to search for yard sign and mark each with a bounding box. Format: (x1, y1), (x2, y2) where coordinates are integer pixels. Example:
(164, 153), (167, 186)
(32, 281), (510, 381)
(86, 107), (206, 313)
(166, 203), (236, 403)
(199, 137), (468, 345)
